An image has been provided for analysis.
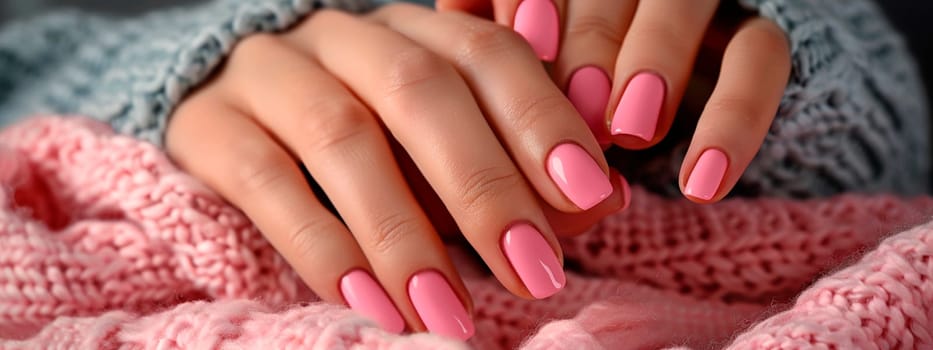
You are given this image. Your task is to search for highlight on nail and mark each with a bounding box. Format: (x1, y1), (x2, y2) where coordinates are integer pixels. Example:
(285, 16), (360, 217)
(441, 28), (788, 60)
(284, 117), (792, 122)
(610, 72), (666, 141)
(340, 269), (405, 333)
(546, 143), (613, 210)
(684, 148), (729, 201)
(501, 222), (566, 299)
(512, 0), (560, 61)
(407, 270), (475, 340)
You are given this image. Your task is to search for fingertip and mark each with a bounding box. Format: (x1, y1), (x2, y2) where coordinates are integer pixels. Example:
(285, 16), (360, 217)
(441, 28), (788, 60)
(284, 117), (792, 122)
(501, 222), (566, 300)
(608, 72), (667, 148)
(618, 173), (631, 212)
(681, 148), (729, 203)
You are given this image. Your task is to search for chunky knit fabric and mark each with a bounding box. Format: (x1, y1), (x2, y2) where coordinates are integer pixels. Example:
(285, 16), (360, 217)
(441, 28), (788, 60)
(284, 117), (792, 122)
(735, 0), (930, 196)
(616, 0), (931, 197)
(0, 0), (929, 198)
(1, 116), (932, 349)
(0, 0), (377, 144)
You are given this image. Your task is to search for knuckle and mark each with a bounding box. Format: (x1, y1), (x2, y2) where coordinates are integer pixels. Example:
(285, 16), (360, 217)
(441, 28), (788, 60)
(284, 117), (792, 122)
(285, 219), (343, 260)
(298, 100), (374, 153)
(705, 96), (771, 128)
(226, 33), (284, 75)
(455, 165), (525, 214)
(454, 21), (525, 64)
(629, 22), (691, 55)
(290, 9), (343, 36)
(382, 48), (451, 99)
(504, 94), (575, 132)
(235, 33), (283, 58)
(368, 212), (423, 254)
(229, 141), (293, 195)
(372, 2), (417, 17)
(566, 15), (624, 47)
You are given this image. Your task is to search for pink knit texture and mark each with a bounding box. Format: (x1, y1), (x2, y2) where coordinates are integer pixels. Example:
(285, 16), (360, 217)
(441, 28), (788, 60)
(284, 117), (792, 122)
(1, 116), (932, 349)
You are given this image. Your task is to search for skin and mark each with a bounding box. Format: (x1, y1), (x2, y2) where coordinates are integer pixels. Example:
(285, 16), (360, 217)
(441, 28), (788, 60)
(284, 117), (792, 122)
(167, 0), (790, 335)
(437, 0), (792, 203)
(166, 4), (627, 333)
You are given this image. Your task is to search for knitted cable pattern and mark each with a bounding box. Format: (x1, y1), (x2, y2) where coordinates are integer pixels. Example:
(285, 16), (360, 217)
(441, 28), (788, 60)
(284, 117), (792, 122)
(1, 0), (929, 198)
(614, 0), (931, 198)
(0, 0), (375, 145)
(1, 116), (931, 349)
(738, 0), (931, 197)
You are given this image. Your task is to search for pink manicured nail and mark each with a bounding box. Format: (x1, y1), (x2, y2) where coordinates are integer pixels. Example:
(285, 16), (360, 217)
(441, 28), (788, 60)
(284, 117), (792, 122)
(684, 149), (728, 201)
(501, 223), (566, 299)
(547, 143), (613, 210)
(340, 269), (405, 333)
(513, 0), (560, 61)
(619, 174), (631, 212)
(567, 66), (611, 145)
(610, 72), (665, 141)
(408, 270), (474, 340)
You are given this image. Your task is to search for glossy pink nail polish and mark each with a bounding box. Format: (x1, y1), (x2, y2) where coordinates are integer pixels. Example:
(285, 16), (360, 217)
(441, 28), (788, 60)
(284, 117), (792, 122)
(547, 143), (613, 210)
(340, 269), (405, 334)
(513, 0), (560, 61)
(501, 223), (565, 299)
(610, 72), (666, 141)
(567, 66), (611, 145)
(408, 270), (474, 340)
(684, 149), (728, 201)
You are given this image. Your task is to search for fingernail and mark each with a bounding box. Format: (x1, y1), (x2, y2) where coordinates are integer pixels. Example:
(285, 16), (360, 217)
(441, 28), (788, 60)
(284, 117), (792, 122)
(684, 149), (728, 201)
(567, 66), (612, 145)
(513, 0), (559, 61)
(340, 269), (405, 333)
(610, 72), (665, 141)
(547, 143), (613, 210)
(501, 223), (566, 299)
(408, 270), (475, 340)
(619, 174), (631, 212)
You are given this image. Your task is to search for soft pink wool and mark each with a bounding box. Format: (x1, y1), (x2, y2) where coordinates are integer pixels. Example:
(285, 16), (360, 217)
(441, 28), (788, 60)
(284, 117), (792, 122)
(0, 116), (931, 349)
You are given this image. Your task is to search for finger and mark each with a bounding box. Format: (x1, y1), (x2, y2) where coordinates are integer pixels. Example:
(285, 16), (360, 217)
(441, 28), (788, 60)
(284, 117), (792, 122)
(607, 0), (719, 148)
(544, 169), (631, 237)
(288, 10), (566, 336)
(439, 0), (568, 62)
(510, 0), (565, 61)
(165, 97), (404, 332)
(679, 18), (790, 202)
(216, 35), (469, 334)
(557, 0), (638, 146)
(369, 4), (616, 213)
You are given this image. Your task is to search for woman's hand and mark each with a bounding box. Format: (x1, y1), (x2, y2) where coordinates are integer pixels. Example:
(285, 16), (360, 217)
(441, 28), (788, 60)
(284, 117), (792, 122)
(165, 3), (627, 340)
(438, 0), (791, 203)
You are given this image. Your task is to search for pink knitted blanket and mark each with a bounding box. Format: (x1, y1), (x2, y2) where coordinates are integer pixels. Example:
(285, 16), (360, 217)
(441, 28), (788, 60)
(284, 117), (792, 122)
(1, 116), (931, 349)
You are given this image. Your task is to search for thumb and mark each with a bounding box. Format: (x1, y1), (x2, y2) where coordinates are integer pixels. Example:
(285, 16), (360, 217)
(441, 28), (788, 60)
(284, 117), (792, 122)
(435, 0), (495, 19)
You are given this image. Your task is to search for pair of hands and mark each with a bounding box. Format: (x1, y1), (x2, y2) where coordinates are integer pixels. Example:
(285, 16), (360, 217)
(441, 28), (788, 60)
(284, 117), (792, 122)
(166, 0), (790, 340)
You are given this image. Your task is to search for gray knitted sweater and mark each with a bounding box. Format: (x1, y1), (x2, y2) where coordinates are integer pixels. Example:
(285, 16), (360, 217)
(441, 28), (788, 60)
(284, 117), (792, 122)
(0, 0), (929, 197)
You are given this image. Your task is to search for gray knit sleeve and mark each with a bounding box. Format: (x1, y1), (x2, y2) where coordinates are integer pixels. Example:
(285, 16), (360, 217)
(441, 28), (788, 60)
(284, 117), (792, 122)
(0, 0), (378, 146)
(629, 0), (930, 197)
(737, 0), (930, 196)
